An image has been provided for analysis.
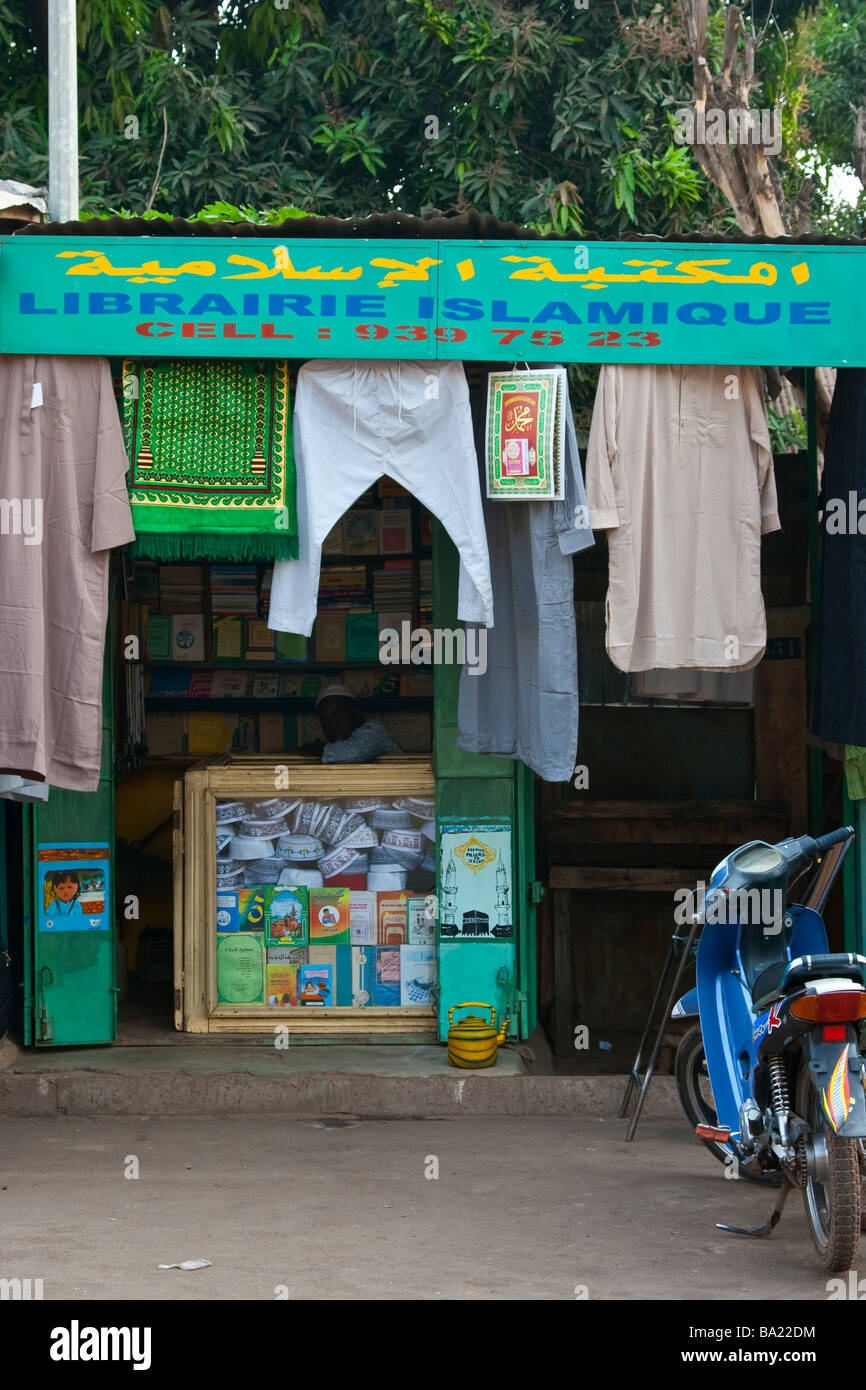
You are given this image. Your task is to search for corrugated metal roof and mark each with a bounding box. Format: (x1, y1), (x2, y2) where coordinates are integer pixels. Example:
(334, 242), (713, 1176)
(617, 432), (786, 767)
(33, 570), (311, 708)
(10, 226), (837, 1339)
(3, 210), (865, 244)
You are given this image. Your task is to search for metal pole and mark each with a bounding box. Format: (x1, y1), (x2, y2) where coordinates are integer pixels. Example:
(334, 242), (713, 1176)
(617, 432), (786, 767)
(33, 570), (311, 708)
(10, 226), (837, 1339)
(48, 0), (79, 223)
(805, 366), (822, 836)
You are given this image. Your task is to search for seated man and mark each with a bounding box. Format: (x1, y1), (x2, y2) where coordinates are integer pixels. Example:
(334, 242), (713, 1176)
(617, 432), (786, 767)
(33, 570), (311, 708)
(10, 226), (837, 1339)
(299, 682), (402, 763)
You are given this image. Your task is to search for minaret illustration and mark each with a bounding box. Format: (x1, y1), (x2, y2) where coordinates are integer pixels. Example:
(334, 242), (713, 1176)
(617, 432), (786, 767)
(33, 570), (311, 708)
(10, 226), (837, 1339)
(441, 856), (457, 933)
(495, 853), (512, 934)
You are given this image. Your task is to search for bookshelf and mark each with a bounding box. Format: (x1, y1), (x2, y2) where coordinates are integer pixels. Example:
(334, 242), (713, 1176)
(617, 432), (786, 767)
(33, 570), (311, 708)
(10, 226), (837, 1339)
(120, 482), (435, 763)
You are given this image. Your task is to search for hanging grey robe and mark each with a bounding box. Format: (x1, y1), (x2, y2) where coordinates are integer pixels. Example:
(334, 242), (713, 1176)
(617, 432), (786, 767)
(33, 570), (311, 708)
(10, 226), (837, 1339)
(457, 382), (594, 782)
(0, 356), (135, 792)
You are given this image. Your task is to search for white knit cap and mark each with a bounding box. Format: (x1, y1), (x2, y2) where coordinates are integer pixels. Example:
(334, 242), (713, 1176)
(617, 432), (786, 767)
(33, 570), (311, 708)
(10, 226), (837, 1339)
(315, 681), (359, 708)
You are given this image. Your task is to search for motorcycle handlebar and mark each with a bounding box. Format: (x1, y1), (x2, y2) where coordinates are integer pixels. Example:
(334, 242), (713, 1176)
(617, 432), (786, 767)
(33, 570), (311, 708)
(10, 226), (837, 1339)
(812, 826), (854, 857)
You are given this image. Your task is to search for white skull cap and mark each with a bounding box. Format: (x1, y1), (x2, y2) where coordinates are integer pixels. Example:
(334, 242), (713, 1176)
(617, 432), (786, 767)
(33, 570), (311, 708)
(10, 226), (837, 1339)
(315, 681), (359, 708)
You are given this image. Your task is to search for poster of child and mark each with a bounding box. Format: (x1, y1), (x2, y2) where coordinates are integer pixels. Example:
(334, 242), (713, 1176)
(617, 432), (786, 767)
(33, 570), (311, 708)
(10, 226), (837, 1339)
(38, 845), (110, 932)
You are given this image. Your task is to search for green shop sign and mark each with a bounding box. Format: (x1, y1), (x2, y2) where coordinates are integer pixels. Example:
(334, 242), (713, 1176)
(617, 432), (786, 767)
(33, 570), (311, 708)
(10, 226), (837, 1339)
(0, 236), (862, 365)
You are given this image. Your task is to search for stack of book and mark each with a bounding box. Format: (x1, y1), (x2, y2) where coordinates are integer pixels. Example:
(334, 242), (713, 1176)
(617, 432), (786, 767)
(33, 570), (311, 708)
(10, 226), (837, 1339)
(211, 565), (259, 615)
(133, 560), (159, 608)
(158, 565), (205, 615)
(318, 566), (371, 612)
(372, 560), (414, 623)
(418, 557), (433, 625)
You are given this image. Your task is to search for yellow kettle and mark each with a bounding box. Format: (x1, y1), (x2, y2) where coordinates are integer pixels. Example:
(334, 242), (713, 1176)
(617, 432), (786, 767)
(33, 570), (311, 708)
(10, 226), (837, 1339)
(447, 1002), (511, 1069)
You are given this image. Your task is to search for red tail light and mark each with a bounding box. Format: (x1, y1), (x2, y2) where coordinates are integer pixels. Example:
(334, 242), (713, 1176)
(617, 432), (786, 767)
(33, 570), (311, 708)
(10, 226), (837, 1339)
(790, 990), (866, 1023)
(823, 1024), (848, 1042)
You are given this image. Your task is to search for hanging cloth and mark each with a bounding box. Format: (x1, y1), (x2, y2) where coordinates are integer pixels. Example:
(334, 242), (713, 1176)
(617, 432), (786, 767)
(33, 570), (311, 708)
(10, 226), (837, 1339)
(267, 359), (493, 635)
(122, 358), (297, 562)
(0, 355), (135, 793)
(585, 363), (779, 672)
(456, 374), (594, 782)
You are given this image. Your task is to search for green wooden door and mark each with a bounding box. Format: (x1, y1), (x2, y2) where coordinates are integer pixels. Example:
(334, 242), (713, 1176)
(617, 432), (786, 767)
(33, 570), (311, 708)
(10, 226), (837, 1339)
(432, 521), (537, 1039)
(25, 634), (116, 1046)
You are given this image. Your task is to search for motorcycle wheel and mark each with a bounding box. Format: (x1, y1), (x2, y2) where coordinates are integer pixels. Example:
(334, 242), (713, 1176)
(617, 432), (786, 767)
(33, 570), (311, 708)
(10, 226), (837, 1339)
(675, 1025), (778, 1184)
(796, 1058), (861, 1272)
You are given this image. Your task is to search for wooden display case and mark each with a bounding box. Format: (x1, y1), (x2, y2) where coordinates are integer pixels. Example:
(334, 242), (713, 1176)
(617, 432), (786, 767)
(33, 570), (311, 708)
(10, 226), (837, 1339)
(174, 753), (437, 1036)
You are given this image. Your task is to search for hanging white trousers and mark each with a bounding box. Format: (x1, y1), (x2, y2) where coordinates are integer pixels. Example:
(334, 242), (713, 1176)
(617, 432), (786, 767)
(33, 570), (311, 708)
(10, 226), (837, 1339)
(267, 359), (494, 635)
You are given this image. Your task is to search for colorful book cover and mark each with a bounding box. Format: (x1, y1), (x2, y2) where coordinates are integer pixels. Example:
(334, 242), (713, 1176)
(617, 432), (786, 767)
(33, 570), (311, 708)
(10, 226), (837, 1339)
(372, 946), (401, 1006)
(266, 964), (299, 1007)
(351, 945), (374, 1006)
(407, 896), (434, 945)
(349, 890), (377, 944)
(309, 887), (350, 944)
(216, 891), (240, 933)
(485, 369), (565, 500)
(217, 931), (265, 1004)
(265, 887), (308, 947)
(399, 945), (436, 1006)
(275, 631), (308, 663)
(298, 963), (333, 1007)
(345, 612), (381, 662)
(377, 890), (409, 945)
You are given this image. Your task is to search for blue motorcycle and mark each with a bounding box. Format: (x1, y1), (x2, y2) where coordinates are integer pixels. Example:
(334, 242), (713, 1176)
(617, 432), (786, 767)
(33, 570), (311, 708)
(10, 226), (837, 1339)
(672, 826), (866, 1271)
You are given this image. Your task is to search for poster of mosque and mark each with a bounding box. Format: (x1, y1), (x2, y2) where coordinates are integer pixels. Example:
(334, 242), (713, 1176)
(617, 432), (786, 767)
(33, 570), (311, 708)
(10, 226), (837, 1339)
(437, 822), (513, 941)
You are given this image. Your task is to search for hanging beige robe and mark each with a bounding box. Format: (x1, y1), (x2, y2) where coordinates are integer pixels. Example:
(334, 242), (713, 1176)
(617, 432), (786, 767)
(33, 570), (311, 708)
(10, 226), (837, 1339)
(586, 364), (780, 673)
(0, 356), (135, 792)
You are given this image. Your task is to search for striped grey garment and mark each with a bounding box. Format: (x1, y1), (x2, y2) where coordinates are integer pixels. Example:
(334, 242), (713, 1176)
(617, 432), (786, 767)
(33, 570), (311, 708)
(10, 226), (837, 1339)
(457, 384), (594, 783)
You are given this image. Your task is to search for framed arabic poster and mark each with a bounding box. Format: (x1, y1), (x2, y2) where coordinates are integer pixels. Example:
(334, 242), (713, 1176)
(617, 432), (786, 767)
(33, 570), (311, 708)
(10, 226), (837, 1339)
(438, 821), (513, 942)
(485, 368), (565, 499)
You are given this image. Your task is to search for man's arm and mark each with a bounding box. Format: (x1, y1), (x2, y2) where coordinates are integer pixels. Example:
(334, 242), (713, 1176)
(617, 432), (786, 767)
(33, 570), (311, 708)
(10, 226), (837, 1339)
(321, 722), (396, 763)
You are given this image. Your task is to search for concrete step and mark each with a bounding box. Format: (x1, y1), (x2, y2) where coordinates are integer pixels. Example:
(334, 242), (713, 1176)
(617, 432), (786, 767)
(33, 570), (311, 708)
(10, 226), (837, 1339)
(0, 1041), (682, 1119)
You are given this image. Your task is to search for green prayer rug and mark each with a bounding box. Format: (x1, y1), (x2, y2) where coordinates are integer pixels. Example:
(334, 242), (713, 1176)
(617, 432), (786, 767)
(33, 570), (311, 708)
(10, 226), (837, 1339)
(122, 358), (298, 561)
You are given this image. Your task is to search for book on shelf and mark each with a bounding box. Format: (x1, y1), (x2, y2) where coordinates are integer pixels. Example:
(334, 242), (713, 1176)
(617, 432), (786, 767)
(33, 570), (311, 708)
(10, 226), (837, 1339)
(146, 613), (172, 661)
(246, 619), (275, 660)
(147, 667), (192, 698)
(258, 712), (286, 753)
(274, 631), (308, 663)
(342, 509), (379, 555)
(212, 616), (244, 661)
(345, 612), (380, 663)
(170, 614), (206, 662)
(378, 510), (412, 554)
(251, 673), (281, 699)
(188, 711), (238, 754)
(211, 670), (251, 699)
(313, 612), (346, 663)
(188, 671), (214, 698)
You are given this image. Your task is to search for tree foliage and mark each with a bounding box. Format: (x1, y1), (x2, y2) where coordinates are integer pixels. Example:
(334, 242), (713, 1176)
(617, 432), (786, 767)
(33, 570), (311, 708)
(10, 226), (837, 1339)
(0, 0), (862, 235)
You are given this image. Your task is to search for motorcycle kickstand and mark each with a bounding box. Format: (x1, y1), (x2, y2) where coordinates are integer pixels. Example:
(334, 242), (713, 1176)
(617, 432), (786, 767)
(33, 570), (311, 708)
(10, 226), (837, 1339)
(715, 1173), (796, 1239)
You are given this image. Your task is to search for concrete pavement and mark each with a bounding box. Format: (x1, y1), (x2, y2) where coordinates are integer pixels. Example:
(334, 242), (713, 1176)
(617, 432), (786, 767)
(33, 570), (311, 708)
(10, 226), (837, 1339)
(0, 1113), (846, 1300)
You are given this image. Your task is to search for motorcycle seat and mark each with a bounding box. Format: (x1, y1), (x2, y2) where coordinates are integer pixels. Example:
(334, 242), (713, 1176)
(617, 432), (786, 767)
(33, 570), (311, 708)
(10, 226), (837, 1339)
(752, 952), (866, 1010)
